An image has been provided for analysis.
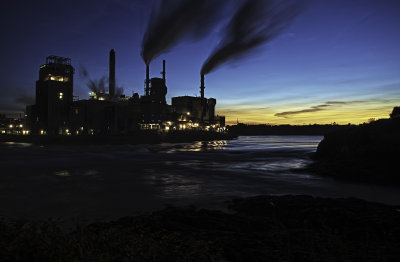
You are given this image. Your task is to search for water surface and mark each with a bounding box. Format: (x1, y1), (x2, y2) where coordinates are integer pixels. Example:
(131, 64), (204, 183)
(1, 136), (399, 221)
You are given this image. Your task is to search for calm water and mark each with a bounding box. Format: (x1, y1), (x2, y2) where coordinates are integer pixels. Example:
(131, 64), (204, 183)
(1, 136), (400, 221)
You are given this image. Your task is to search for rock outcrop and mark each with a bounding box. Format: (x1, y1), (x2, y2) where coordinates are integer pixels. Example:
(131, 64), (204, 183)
(312, 117), (400, 184)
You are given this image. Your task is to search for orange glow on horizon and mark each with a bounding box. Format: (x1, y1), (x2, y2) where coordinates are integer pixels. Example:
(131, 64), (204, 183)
(220, 103), (395, 126)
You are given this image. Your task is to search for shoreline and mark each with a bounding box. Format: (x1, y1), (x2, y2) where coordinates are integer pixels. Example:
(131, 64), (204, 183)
(0, 130), (238, 145)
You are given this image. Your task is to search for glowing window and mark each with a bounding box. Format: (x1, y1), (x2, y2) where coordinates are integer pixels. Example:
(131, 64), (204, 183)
(48, 74), (68, 82)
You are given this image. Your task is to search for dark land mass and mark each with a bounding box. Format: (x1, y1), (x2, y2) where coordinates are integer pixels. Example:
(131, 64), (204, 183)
(1, 195), (399, 261)
(310, 117), (400, 185)
(0, 130), (237, 145)
(228, 123), (350, 136)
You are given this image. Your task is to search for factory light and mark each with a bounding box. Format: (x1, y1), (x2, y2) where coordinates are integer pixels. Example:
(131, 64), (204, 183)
(9, 124), (13, 128)
(40, 130), (45, 135)
(186, 112), (190, 115)
(59, 92), (64, 100)
(19, 124), (23, 128)
(49, 74), (68, 82)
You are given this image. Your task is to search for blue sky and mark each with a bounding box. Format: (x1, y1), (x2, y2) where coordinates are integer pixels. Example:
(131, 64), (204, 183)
(1, 0), (399, 124)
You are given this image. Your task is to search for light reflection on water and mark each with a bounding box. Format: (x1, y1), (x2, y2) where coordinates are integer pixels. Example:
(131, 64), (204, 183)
(2, 142), (33, 148)
(164, 140), (227, 153)
(54, 170), (71, 177)
(1, 136), (400, 221)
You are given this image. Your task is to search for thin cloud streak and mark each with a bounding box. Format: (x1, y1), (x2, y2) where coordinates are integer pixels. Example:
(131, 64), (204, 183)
(274, 101), (360, 118)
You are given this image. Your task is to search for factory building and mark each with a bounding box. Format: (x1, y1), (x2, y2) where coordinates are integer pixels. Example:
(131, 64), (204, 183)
(26, 51), (225, 135)
(27, 56), (74, 135)
(0, 114), (28, 135)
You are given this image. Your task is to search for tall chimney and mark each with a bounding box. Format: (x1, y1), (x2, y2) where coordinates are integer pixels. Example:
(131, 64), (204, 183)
(162, 60), (166, 84)
(145, 64), (150, 96)
(200, 74), (205, 122)
(200, 74), (205, 99)
(109, 49), (116, 97)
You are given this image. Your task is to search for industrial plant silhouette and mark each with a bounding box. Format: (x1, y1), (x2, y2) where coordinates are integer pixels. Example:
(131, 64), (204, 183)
(21, 0), (306, 137)
(26, 51), (225, 136)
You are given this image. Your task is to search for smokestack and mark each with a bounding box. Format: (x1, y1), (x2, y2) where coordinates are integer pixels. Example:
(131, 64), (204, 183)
(145, 64), (150, 96)
(201, 74), (205, 122)
(162, 60), (166, 84)
(109, 49), (116, 97)
(200, 74), (205, 99)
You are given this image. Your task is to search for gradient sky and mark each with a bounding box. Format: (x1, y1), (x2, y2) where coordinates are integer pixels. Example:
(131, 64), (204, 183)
(1, 0), (399, 125)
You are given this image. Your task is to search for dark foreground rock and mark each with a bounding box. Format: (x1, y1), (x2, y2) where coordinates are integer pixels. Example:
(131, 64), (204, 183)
(311, 118), (400, 184)
(1, 195), (399, 261)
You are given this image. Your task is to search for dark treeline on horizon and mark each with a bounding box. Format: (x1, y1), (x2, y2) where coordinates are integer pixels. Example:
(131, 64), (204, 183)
(228, 122), (357, 136)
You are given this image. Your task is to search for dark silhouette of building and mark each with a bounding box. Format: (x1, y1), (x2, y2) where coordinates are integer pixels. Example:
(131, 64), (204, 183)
(26, 52), (225, 135)
(27, 56), (74, 135)
(0, 114), (27, 135)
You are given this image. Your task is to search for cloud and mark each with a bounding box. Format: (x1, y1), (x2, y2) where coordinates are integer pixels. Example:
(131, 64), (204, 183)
(14, 94), (35, 106)
(274, 101), (358, 118)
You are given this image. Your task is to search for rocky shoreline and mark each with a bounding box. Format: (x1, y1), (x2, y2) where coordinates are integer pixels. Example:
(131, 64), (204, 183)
(310, 117), (400, 185)
(1, 195), (399, 261)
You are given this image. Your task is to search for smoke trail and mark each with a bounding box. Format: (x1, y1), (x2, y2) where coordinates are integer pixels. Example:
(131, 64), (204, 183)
(14, 94), (34, 106)
(115, 85), (124, 96)
(79, 66), (110, 94)
(141, 0), (226, 65)
(201, 0), (304, 75)
(87, 76), (108, 94)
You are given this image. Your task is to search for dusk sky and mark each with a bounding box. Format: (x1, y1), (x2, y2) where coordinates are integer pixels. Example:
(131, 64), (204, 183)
(1, 0), (399, 125)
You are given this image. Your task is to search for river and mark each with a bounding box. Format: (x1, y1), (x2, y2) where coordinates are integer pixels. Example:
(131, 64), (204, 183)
(1, 136), (399, 222)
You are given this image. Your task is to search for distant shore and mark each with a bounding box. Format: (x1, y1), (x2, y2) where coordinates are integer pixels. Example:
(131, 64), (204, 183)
(0, 130), (237, 145)
(228, 123), (351, 136)
(1, 195), (399, 261)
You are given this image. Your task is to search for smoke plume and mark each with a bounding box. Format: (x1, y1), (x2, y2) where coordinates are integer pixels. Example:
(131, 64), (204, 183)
(115, 86), (124, 96)
(15, 94), (35, 106)
(201, 0), (304, 75)
(141, 0), (226, 65)
(87, 76), (108, 94)
(79, 66), (109, 94)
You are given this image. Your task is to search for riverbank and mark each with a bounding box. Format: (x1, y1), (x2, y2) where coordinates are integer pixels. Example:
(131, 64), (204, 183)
(1, 195), (399, 261)
(0, 130), (237, 145)
(310, 118), (400, 185)
(228, 123), (349, 136)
